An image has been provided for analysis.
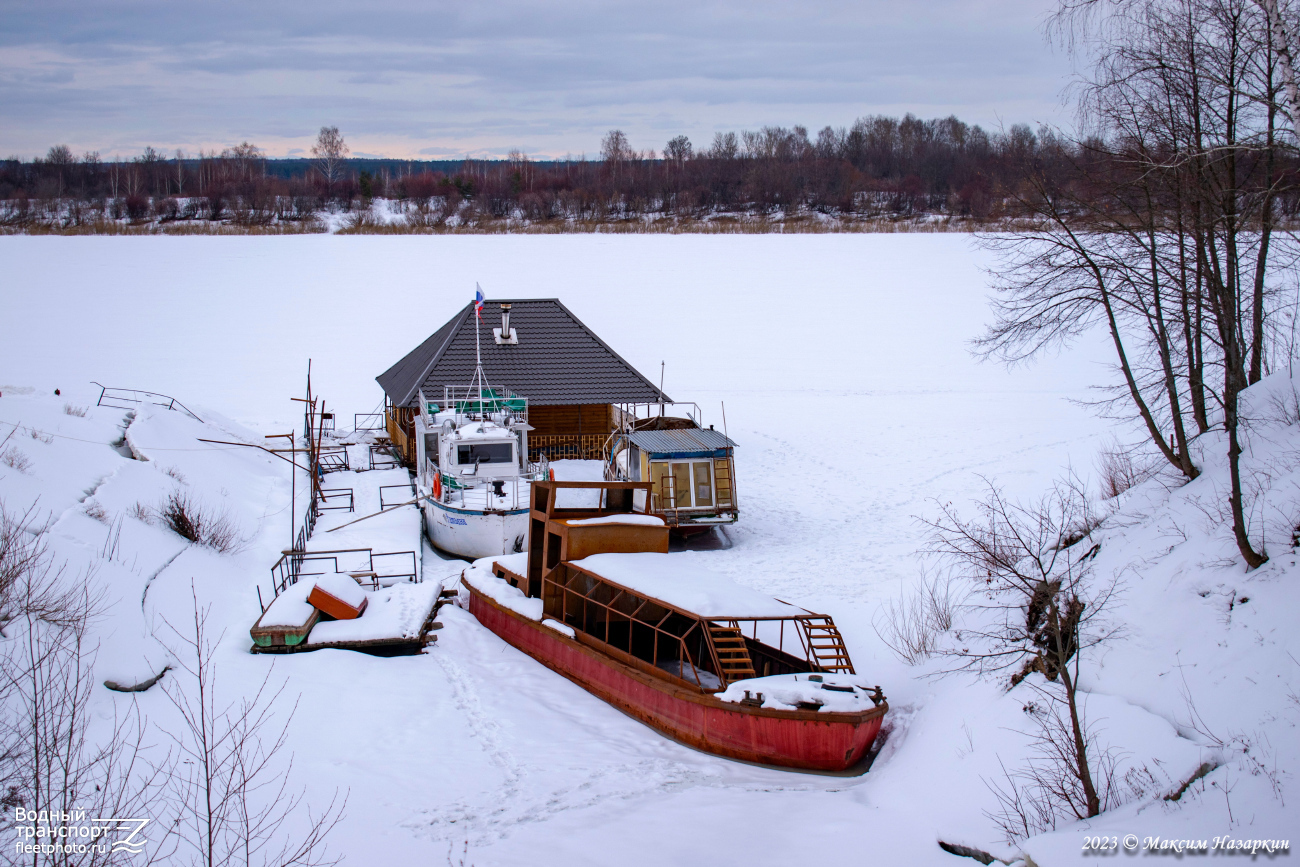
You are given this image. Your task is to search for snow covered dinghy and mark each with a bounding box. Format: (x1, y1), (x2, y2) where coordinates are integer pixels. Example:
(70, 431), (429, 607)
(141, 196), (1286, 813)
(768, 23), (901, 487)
(461, 481), (888, 771)
(253, 566), (443, 656)
(251, 581), (321, 649)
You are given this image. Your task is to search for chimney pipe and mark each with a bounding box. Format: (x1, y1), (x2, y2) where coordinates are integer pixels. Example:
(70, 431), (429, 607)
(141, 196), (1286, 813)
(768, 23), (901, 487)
(500, 303), (511, 337)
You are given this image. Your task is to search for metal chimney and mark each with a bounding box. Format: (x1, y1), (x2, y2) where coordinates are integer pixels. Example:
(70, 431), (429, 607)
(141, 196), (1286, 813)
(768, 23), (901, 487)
(495, 302), (518, 344)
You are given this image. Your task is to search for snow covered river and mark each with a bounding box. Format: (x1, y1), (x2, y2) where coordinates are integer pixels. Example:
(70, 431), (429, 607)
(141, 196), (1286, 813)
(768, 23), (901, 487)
(1, 235), (1145, 864)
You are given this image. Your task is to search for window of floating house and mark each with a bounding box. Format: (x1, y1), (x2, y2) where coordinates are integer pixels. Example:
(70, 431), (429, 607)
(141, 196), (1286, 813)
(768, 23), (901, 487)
(692, 461), (713, 506)
(649, 460), (717, 509)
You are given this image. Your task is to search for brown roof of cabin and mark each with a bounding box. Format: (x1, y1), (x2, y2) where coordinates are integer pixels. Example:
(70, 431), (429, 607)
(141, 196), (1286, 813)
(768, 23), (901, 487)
(376, 298), (669, 408)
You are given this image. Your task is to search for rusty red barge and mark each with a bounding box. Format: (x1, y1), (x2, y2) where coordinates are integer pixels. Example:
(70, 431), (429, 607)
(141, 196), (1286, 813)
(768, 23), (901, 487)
(462, 480), (887, 772)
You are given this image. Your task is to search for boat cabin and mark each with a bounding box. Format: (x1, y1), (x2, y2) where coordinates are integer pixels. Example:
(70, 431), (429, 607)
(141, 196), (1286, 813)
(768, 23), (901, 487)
(413, 383), (537, 511)
(606, 402), (738, 528)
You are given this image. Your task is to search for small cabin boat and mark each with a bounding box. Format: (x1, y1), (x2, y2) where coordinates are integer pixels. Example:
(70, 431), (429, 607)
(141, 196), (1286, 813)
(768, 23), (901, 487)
(414, 380), (541, 559)
(605, 401), (738, 532)
(460, 480), (887, 771)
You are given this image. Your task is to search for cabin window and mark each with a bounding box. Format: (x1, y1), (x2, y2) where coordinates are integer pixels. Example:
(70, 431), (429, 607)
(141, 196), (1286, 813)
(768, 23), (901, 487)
(423, 433), (439, 467)
(650, 460), (716, 509)
(457, 442), (513, 465)
(692, 461), (713, 505)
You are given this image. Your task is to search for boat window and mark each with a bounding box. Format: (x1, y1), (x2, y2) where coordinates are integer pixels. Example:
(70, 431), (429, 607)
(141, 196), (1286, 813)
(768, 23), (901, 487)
(692, 461), (713, 506)
(457, 442), (514, 464)
(423, 433), (439, 467)
(671, 462), (692, 507)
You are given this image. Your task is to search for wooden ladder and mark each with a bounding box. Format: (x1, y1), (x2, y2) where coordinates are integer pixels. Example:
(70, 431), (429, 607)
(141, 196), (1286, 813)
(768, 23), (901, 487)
(708, 621), (756, 684)
(801, 616), (855, 674)
(713, 458), (734, 507)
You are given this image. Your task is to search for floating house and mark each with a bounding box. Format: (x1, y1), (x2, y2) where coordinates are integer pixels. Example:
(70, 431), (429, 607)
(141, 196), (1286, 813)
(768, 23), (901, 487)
(377, 299), (666, 465)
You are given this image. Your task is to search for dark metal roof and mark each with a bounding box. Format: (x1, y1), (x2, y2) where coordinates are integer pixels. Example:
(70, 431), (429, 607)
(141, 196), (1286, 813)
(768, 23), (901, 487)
(625, 428), (736, 453)
(376, 299), (668, 408)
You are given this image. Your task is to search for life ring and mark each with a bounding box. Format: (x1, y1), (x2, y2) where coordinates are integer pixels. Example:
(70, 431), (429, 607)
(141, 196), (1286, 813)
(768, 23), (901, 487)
(433, 473), (443, 500)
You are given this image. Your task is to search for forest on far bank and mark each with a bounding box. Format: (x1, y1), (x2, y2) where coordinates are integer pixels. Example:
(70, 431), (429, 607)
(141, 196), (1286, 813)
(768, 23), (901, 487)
(7, 110), (1297, 233)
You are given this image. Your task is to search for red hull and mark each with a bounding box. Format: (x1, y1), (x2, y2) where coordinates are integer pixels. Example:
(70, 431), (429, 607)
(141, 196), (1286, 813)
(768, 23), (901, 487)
(467, 584), (887, 771)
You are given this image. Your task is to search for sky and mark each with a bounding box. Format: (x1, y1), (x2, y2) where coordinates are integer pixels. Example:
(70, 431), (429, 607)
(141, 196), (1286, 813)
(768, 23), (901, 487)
(0, 0), (1077, 161)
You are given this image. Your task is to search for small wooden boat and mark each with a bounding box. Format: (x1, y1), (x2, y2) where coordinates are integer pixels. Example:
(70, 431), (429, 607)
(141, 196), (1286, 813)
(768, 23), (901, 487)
(461, 480), (887, 771)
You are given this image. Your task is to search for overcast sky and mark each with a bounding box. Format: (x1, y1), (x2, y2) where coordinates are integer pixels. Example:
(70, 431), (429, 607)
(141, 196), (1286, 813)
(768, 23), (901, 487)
(0, 0), (1076, 161)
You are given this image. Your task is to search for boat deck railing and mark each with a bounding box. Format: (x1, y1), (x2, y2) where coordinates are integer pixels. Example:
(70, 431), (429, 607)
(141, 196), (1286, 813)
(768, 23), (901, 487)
(542, 561), (855, 690)
(430, 469), (542, 511)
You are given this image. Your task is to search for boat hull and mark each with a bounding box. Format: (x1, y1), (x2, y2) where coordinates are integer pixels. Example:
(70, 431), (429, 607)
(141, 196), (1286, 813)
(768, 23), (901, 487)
(422, 494), (528, 559)
(466, 582), (887, 771)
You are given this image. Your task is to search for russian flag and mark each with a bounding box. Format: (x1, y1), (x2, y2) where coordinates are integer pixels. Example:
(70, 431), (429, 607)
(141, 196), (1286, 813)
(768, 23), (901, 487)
(474, 284), (485, 318)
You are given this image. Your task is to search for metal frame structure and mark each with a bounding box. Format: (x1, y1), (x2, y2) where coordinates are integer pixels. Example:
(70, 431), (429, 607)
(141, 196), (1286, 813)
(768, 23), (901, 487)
(267, 546), (418, 603)
(93, 382), (203, 422)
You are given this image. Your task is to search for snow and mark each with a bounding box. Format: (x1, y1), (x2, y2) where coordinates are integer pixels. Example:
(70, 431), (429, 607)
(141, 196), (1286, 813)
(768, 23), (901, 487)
(656, 660), (722, 690)
(462, 561), (544, 621)
(550, 459), (606, 509)
(542, 619), (576, 638)
(571, 551), (799, 617)
(307, 580), (441, 644)
(716, 674), (883, 712)
(2, 235), (1295, 866)
(310, 572), (368, 611)
(257, 580), (316, 628)
(564, 514), (664, 527)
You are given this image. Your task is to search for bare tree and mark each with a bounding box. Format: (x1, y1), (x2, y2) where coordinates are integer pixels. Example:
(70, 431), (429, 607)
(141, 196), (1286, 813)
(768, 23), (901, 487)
(0, 501), (169, 866)
(925, 477), (1121, 831)
(311, 127), (349, 198)
(158, 588), (344, 867)
(985, 0), (1297, 569)
(664, 135), (692, 170)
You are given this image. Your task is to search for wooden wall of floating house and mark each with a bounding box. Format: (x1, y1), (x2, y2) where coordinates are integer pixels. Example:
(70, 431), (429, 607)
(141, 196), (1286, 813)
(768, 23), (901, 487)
(528, 404), (616, 437)
(385, 403), (417, 465)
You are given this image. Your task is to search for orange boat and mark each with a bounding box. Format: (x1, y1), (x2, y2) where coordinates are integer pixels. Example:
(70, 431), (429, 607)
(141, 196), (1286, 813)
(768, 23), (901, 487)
(461, 480), (887, 772)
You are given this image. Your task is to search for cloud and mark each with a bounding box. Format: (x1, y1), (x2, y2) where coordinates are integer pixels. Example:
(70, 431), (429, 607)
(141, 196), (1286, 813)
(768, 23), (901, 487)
(0, 0), (1074, 158)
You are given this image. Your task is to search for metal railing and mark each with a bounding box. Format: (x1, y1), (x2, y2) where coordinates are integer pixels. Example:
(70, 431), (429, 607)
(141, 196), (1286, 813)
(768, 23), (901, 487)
(543, 568), (717, 691)
(317, 446), (350, 473)
(315, 488), (354, 512)
(369, 444), (400, 470)
(379, 483), (416, 509)
(430, 470), (542, 511)
(92, 382), (203, 422)
(267, 546), (419, 603)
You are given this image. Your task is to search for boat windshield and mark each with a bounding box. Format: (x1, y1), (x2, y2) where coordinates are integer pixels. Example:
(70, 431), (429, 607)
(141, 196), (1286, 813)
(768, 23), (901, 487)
(458, 442), (514, 465)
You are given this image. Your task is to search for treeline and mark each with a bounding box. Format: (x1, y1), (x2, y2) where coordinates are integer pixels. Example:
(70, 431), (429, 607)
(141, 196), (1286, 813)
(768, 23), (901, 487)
(0, 115), (1167, 226)
(6, 110), (1300, 230)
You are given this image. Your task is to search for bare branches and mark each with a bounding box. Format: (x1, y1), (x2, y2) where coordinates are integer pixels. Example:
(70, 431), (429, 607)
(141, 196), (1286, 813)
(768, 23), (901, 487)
(158, 587), (345, 867)
(873, 567), (961, 665)
(0, 498), (167, 866)
(925, 475), (1121, 827)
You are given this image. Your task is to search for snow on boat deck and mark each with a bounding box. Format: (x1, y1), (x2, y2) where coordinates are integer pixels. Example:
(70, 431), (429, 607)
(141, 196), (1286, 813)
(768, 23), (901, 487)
(570, 552), (800, 618)
(564, 514), (664, 527)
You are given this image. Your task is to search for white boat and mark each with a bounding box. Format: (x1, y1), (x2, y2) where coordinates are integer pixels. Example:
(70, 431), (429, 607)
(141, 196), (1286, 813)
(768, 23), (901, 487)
(413, 364), (542, 560)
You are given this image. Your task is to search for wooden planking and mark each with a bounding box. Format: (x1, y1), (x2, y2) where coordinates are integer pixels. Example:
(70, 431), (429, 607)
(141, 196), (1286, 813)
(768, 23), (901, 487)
(529, 403), (615, 437)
